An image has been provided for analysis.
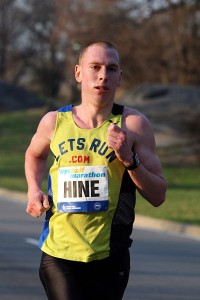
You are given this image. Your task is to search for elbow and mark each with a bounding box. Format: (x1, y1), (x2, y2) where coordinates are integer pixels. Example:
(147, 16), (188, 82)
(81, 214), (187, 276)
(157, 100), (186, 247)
(144, 192), (166, 207)
(148, 184), (167, 207)
(139, 178), (167, 207)
(153, 178), (167, 207)
(25, 146), (33, 160)
(151, 196), (166, 207)
(150, 186), (167, 207)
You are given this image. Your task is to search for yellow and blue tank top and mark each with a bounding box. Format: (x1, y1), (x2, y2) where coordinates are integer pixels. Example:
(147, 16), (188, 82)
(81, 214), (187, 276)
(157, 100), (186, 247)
(39, 103), (136, 262)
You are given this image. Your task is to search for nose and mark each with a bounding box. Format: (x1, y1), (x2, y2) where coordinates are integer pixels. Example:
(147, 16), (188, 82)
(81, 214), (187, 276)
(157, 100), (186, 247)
(99, 67), (107, 82)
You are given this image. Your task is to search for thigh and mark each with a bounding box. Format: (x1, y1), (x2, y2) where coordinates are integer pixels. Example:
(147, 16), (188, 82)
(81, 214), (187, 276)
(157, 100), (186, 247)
(39, 252), (82, 300)
(109, 249), (130, 299)
(81, 249), (130, 300)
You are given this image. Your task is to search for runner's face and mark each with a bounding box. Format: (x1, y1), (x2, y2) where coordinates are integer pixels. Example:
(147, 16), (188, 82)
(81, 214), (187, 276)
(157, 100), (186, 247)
(75, 45), (121, 105)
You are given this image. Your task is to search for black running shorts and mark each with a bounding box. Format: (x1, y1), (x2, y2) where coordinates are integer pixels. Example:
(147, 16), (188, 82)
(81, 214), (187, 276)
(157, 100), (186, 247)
(39, 249), (130, 300)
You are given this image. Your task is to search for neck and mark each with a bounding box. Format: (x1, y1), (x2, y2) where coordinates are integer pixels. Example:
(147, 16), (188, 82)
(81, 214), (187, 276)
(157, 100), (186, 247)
(73, 102), (114, 129)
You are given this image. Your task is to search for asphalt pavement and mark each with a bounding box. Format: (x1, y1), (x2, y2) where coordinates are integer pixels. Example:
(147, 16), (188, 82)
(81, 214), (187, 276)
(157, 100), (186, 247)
(0, 188), (200, 300)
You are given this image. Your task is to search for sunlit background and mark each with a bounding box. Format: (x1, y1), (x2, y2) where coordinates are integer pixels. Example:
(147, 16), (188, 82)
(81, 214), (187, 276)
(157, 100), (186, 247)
(0, 0), (200, 224)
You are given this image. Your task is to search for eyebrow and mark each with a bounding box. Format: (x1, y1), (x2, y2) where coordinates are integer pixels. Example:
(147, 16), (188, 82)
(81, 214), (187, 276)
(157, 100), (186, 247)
(89, 62), (119, 68)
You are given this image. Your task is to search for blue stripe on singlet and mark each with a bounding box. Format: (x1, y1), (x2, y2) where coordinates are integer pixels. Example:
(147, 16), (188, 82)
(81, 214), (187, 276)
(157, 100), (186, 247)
(38, 175), (53, 248)
(57, 104), (72, 112)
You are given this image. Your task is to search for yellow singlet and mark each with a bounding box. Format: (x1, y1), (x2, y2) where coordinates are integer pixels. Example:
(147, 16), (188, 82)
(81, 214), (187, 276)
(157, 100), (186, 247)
(39, 104), (136, 262)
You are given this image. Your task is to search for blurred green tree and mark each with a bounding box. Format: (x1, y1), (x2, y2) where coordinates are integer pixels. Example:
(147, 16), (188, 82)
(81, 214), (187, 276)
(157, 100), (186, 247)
(0, 0), (199, 103)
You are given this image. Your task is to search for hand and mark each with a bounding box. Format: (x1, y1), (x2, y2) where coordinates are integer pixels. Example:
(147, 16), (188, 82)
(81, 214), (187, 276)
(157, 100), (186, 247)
(107, 123), (133, 165)
(26, 190), (50, 218)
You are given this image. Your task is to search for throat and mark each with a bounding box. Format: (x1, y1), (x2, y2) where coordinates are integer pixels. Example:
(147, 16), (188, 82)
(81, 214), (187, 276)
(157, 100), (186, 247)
(73, 115), (104, 129)
(72, 105), (111, 129)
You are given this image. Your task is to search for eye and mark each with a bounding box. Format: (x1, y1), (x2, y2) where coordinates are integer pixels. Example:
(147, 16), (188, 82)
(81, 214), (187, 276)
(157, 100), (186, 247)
(91, 65), (101, 70)
(107, 65), (118, 72)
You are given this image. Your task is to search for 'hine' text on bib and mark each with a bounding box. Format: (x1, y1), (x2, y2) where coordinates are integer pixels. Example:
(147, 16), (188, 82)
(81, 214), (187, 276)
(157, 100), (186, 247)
(57, 166), (108, 213)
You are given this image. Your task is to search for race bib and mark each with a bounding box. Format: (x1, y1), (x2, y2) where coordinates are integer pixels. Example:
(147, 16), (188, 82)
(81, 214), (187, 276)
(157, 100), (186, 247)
(57, 166), (108, 213)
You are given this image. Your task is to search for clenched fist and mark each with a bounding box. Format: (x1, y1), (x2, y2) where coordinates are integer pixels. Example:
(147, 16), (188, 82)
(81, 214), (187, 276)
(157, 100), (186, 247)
(26, 190), (50, 218)
(107, 123), (133, 166)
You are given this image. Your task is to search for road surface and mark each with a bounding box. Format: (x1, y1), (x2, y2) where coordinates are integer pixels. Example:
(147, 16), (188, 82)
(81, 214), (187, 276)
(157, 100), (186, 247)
(0, 196), (199, 300)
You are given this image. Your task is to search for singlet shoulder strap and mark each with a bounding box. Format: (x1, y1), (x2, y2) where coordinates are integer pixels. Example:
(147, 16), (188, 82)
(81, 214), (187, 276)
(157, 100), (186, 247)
(112, 103), (124, 116)
(57, 103), (123, 115)
(58, 104), (72, 112)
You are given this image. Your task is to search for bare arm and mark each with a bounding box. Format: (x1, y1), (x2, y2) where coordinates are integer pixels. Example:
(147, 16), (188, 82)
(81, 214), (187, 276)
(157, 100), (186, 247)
(107, 107), (167, 207)
(25, 111), (56, 217)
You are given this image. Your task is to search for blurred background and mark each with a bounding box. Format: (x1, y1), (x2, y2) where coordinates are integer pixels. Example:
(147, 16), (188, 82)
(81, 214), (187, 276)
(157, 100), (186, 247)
(0, 0), (200, 225)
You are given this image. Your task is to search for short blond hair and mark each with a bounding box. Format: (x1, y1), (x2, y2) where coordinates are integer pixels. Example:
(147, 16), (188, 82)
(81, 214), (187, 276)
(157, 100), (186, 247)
(78, 41), (119, 64)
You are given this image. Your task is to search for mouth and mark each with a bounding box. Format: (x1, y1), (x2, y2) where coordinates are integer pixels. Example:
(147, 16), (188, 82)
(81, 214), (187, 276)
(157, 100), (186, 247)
(95, 86), (109, 91)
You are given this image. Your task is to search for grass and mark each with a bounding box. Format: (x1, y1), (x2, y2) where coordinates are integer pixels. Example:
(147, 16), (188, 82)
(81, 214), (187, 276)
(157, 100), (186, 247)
(0, 108), (50, 191)
(0, 109), (200, 226)
(136, 165), (200, 225)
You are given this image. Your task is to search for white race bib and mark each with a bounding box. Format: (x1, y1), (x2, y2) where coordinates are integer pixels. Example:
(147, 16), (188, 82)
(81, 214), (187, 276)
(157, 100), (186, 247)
(57, 166), (108, 213)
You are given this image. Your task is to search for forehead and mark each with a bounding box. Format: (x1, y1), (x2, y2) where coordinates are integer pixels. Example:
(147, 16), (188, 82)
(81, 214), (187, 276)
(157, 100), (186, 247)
(80, 45), (120, 66)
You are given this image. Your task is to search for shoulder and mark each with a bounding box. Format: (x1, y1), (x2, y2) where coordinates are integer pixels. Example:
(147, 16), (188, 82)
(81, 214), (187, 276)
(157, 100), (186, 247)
(122, 106), (156, 151)
(40, 110), (57, 124)
(37, 111), (57, 140)
(122, 106), (153, 133)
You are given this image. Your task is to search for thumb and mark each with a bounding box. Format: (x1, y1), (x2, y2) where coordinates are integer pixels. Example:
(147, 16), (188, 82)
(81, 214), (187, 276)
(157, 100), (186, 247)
(108, 123), (115, 131)
(43, 195), (50, 210)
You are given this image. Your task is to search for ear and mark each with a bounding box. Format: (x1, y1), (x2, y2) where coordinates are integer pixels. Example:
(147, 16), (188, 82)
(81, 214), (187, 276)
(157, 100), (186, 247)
(117, 70), (122, 87)
(75, 65), (82, 83)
